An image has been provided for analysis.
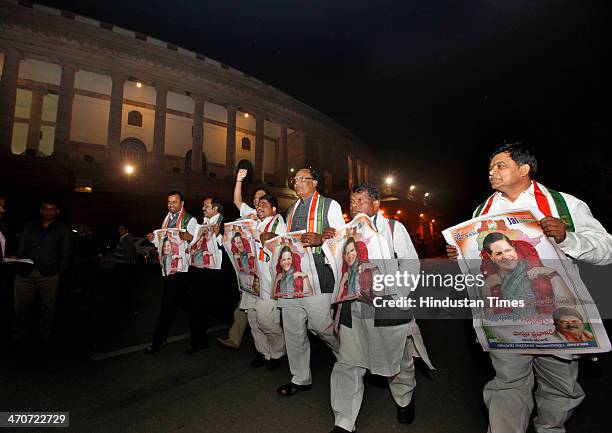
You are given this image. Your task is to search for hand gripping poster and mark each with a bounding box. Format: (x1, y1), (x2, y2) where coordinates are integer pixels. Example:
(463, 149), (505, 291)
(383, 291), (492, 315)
(324, 213), (392, 304)
(190, 223), (222, 270)
(443, 208), (610, 354)
(265, 231), (321, 299)
(154, 228), (190, 276)
(223, 219), (261, 298)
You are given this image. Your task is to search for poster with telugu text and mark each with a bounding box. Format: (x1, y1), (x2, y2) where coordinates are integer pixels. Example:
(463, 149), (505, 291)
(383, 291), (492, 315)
(443, 208), (610, 355)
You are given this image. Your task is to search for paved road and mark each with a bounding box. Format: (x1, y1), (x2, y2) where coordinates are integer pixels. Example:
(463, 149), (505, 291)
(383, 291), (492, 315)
(1, 265), (611, 433)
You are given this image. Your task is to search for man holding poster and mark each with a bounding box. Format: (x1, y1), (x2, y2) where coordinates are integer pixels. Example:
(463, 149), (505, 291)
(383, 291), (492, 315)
(145, 191), (197, 354)
(328, 183), (433, 433)
(273, 167), (344, 397)
(446, 143), (612, 433)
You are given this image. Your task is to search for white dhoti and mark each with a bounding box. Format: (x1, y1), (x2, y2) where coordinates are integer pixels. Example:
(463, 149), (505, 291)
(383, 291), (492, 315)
(278, 293), (339, 385)
(246, 298), (286, 360)
(330, 303), (433, 432)
(484, 352), (585, 433)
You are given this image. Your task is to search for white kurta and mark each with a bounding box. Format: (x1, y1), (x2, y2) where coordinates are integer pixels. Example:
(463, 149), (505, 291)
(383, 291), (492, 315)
(238, 214), (288, 360)
(331, 212), (431, 432)
(476, 181), (611, 433)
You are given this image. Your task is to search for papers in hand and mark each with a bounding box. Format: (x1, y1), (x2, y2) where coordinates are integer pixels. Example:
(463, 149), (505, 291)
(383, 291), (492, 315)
(3, 258), (34, 264)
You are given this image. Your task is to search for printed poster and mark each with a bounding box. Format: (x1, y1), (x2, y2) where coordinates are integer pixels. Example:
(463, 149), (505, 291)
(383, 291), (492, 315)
(154, 228), (190, 276)
(190, 223), (222, 270)
(443, 208), (610, 354)
(223, 219), (261, 298)
(323, 213), (393, 303)
(265, 231), (321, 299)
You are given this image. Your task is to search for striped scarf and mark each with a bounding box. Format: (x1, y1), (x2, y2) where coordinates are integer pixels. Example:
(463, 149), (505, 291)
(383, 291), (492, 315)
(475, 181), (575, 232)
(287, 191), (325, 253)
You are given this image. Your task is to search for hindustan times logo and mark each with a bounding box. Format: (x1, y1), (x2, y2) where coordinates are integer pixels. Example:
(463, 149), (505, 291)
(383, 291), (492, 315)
(372, 271), (485, 292)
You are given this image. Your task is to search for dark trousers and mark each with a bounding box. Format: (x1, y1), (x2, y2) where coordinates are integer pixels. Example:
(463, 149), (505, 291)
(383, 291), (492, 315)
(188, 267), (211, 348)
(187, 263), (239, 346)
(12, 269), (60, 340)
(151, 272), (190, 346)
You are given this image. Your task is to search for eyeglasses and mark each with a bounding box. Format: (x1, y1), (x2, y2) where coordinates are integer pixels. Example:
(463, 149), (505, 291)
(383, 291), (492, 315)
(289, 176), (315, 185)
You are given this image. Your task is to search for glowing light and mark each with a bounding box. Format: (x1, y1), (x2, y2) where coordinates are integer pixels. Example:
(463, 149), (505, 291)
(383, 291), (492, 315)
(431, 219), (436, 223)
(396, 210), (402, 215)
(419, 213), (424, 218)
(136, 81), (142, 88)
(125, 165), (134, 175)
(409, 185), (416, 191)
(244, 112), (249, 118)
(385, 176), (394, 186)
(290, 168), (295, 173)
(424, 192), (430, 197)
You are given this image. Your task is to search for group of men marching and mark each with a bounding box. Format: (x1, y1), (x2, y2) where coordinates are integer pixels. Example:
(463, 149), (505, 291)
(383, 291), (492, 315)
(143, 142), (612, 433)
(144, 165), (430, 433)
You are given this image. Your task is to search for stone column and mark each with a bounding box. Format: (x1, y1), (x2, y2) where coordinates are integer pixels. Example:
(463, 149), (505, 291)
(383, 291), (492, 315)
(0, 50), (22, 153)
(106, 73), (126, 160)
(276, 126), (288, 186)
(225, 105), (236, 171)
(152, 85), (167, 168)
(191, 96), (205, 173)
(254, 115), (265, 183)
(54, 63), (76, 157)
(26, 87), (45, 152)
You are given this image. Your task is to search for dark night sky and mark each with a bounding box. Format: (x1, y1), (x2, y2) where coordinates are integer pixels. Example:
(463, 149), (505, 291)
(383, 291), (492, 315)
(38, 0), (612, 225)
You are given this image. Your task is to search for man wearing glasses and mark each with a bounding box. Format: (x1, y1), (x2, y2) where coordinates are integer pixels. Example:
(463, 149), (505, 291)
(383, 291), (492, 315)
(275, 167), (344, 396)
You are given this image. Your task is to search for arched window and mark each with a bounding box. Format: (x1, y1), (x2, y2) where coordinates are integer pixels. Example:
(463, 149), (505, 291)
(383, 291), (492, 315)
(185, 150), (207, 174)
(241, 137), (251, 151)
(120, 137), (147, 167)
(127, 110), (143, 127)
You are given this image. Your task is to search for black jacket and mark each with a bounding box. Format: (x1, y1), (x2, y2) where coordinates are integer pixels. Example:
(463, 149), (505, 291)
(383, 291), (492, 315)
(17, 219), (72, 277)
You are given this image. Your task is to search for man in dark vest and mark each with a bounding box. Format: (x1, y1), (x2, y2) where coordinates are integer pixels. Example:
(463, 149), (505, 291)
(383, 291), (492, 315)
(329, 183), (433, 433)
(145, 191), (197, 353)
(274, 167), (344, 397)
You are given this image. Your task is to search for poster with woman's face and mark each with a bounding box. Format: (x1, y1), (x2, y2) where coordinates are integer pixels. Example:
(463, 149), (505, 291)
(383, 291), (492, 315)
(443, 208), (610, 355)
(323, 213), (391, 304)
(190, 224), (222, 270)
(265, 231), (321, 299)
(154, 228), (190, 276)
(223, 220), (261, 298)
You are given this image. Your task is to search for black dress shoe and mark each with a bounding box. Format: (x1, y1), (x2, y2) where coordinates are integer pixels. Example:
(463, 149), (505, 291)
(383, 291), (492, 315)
(266, 356), (285, 370)
(250, 353), (267, 367)
(397, 399), (415, 424)
(145, 340), (167, 354)
(184, 344), (207, 354)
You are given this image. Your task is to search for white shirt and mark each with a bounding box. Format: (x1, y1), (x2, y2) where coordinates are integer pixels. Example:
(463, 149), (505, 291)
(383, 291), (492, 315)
(153, 213), (197, 249)
(372, 211), (420, 299)
(239, 202), (257, 220)
(475, 182), (612, 266)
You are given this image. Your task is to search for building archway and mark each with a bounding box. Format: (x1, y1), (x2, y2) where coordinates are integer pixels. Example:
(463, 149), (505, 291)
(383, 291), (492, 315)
(120, 137), (147, 167)
(185, 150), (207, 174)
